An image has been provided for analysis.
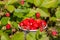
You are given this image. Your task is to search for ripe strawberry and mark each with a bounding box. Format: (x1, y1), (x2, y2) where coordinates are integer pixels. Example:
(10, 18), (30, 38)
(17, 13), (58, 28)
(20, 0), (24, 5)
(30, 26), (37, 30)
(36, 19), (42, 27)
(29, 18), (34, 23)
(6, 24), (11, 30)
(36, 12), (40, 19)
(51, 30), (57, 36)
(19, 22), (24, 26)
(23, 19), (29, 26)
(41, 20), (47, 26)
(32, 22), (38, 28)
(40, 27), (43, 32)
(5, 12), (10, 17)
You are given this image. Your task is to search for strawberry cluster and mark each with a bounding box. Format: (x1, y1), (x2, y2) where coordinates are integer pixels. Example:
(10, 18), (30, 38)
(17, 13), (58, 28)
(19, 18), (47, 32)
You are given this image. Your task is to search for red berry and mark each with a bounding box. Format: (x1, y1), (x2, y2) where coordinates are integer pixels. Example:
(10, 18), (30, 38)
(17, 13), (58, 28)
(5, 13), (10, 17)
(36, 19), (42, 27)
(51, 30), (57, 36)
(41, 20), (46, 26)
(23, 19), (29, 26)
(23, 25), (30, 30)
(6, 24), (11, 30)
(19, 22), (24, 26)
(29, 18), (34, 23)
(30, 26), (37, 30)
(36, 12), (40, 19)
(32, 22), (38, 28)
(40, 27), (43, 32)
(20, 0), (24, 5)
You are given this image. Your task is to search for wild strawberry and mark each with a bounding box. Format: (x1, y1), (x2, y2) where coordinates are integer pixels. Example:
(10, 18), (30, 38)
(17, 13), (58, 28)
(36, 12), (40, 19)
(23, 20), (29, 26)
(5, 12), (10, 17)
(51, 30), (57, 36)
(41, 20), (47, 26)
(40, 27), (43, 32)
(29, 18), (34, 23)
(19, 22), (24, 26)
(32, 22), (38, 28)
(38, 20), (47, 31)
(30, 26), (37, 30)
(6, 24), (11, 30)
(36, 19), (42, 27)
(20, 0), (24, 5)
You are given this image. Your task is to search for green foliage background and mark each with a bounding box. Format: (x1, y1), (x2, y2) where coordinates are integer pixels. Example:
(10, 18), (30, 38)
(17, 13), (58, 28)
(0, 0), (60, 40)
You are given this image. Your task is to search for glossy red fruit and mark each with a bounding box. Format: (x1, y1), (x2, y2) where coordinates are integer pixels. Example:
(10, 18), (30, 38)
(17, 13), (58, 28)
(29, 18), (34, 23)
(36, 19), (42, 27)
(6, 24), (11, 30)
(32, 22), (38, 28)
(23, 19), (29, 26)
(23, 25), (30, 29)
(39, 20), (47, 30)
(51, 30), (57, 36)
(40, 27), (43, 32)
(36, 12), (40, 19)
(41, 20), (46, 26)
(20, 0), (24, 5)
(5, 13), (10, 17)
(19, 22), (24, 26)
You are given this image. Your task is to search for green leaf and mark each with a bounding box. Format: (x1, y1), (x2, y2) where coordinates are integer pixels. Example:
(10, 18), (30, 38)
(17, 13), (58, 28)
(36, 8), (50, 17)
(1, 17), (9, 25)
(1, 33), (10, 40)
(34, 0), (43, 7)
(41, 0), (57, 8)
(26, 32), (36, 40)
(35, 29), (42, 40)
(6, 5), (15, 13)
(50, 17), (57, 21)
(15, 8), (30, 13)
(12, 22), (18, 30)
(0, 30), (10, 40)
(14, 9), (23, 18)
(0, 30), (3, 35)
(26, 0), (34, 3)
(11, 32), (24, 40)
(7, 0), (17, 4)
(25, 9), (36, 17)
(39, 31), (49, 40)
(55, 7), (60, 18)
(58, 0), (60, 4)
(0, 1), (5, 4)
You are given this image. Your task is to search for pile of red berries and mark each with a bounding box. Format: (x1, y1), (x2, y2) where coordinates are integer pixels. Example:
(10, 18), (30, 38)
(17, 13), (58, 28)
(19, 18), (47, 32)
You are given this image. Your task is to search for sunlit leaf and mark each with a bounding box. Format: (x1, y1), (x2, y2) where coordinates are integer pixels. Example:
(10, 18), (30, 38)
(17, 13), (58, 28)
(41, 0), (57, 8)
(0, 30), (10, 40)
(1, 17), (9, 25)
(6, 5), (15, 13)
(55, 7), (60, 18)
(25, 9), (36, 17)
(12, 22), (18, 30)
(11, 32), (24, 40)
(14, 9), (23, 18)
(26, 32), (36, 40)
